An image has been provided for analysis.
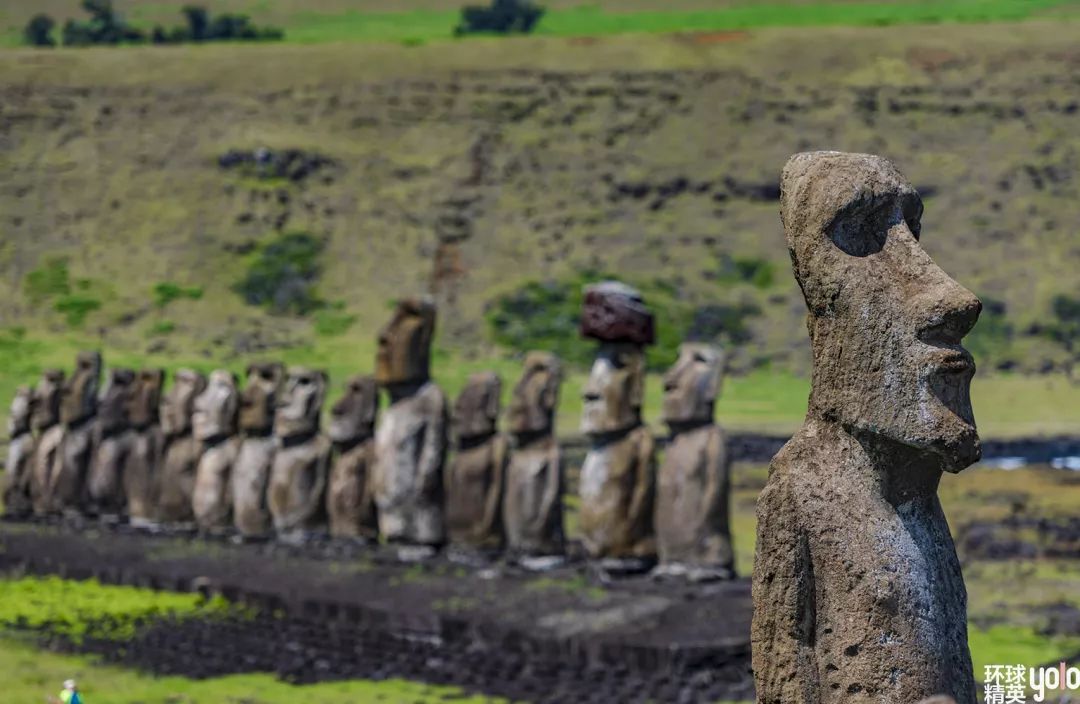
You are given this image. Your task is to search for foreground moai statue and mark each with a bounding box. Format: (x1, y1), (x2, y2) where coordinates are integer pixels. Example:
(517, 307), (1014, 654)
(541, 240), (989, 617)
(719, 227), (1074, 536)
(327, 375), (379, 539)
(233, 362), (284, 538)
(752, 152), (980, 704)
(268, 367), (331, 538)
(578, 282), (657, 567)
(86, 368), (136, 516)
(192, 370), (240, 533)
(445, 372), (507, 552)
(123, 369), (165, 526)
(157, 369), (207, 524)
(30, 370), (65, 516)
(503, 352), (564, 557)
(371, 298), (449, 548)
(2, 387), (35, 517)
(654, 343), (734, 577)
(53, 351), (102, 514)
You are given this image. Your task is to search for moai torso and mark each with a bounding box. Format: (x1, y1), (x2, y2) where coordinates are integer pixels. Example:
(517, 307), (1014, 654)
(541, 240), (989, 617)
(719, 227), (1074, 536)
(327, 375), (378, 539)
(157, 369), (207, 524)
(3, 387), (35, 517)
(752, 152), (979, 704)
(30, 370), (65, 516)
(192, 371), (239, 533)
(268, 367), (331, 536)
(445, 372), (507, 551)
(52, 351), (101, 514)
(503, 352), (564, 556)
(87, 368), (136, 515)
(232, 362), (283, 538)
(123, 369), (165, 525)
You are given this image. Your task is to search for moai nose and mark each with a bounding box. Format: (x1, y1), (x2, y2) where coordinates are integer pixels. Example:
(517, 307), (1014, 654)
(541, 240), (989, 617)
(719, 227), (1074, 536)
(916, 278), (982, 346)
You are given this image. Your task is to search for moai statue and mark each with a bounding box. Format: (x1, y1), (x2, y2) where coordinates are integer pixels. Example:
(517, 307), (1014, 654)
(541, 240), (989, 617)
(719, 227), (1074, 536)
(30, 369), (65, 516)
(578, 282), (657, 571)
(327, 375), (379, 540)
(191, 370), (240, 534)
(232, 362), (284, 539)
(123, 369), (165, 527)
(2, 387), (35, 517)
(503, 352), (564, 560)
(87, 368), (136, 516)
(445, 372), (507, 554)
(53, 351), (102, 514)
(157, 369), (207, 524)
(752, 152), (981, 704)
(371, 298), (449, 551)
(654, 343), (734, 579)
(268, 367), (331, 539)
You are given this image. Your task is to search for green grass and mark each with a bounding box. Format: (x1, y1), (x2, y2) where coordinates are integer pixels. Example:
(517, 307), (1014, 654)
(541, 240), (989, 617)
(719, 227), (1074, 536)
(968, 624), (1080, 677)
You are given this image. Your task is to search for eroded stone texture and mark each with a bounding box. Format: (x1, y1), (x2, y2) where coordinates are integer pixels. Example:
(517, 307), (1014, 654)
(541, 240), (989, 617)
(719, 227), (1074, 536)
(327, 375), (379, 539)
(192, 370), (240, 533)
(123, 369), (165, 525)
(87, 368), (136, 515)
(157, 369), (207, 524)
(372, 298), (449, 546)
(268, 367), (331, 536)
(52, 351), (102, 514)
(655, 343), (733, 574)
(30, 369), (65, 516)
(445, 372), (507, 551)
(2, 387), (35, 517)
(233, 362), (284, 538)
(503, 352), (564, 556)
(751, 152), (980, 704)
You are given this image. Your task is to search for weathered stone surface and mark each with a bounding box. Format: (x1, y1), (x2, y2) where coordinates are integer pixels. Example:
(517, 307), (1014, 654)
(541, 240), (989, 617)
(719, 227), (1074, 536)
(445, 372), (507, 550)
(327, 375), (378, 539)
(87, 368), (136, 516)
(232, 362), (284, 538)
(504, 352), (564, 556)
(157, 369), (207, 524)
(375, 297), (436, 387)
(52, 351), (101, 514)
(580, 281), (655, 345)
(268, 367), (331, 536)
(123, 369), (165, 525)
(656, 343), (733, 572)
(752, 152), (980, 704)
(192, 371), (240, 533)
(30, 369), (64, 516)
(2, 387), (35, 517)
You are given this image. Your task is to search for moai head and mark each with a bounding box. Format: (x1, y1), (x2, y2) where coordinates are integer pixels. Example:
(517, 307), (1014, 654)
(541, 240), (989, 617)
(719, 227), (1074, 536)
(31, 370), (64, 433)
(781, 151), (982, 472)
(329, 375), (378, 445)
(507, 351), (561, 436)
(60, 351), (102, 426)
(581, 343), (645, 436)
(8, 386), (33, 438)
(239, 362), (284, 435)
(453, 372), (501, 441)
(192, 370), (239, 442)
(160, 369), (207, 438)
(275, 367), (327, 439)
(97, 368), (136, 436)
(127, 369), (165, 430)
(662, 343), (723, 427)
(375, 297), (437, 386)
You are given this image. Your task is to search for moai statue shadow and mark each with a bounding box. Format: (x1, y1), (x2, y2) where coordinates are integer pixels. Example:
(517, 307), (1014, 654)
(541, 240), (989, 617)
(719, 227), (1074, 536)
(371, 297), (449, 556)
(445, 371), (507, 559)
(268, 367), (332, 541)
(86, 368), (136, 517)
(30, 370), (65, 516)
(3, 387), (35, 517)
(157, 369), (207, 525)
(578, 282), (657, 574)
(327, 375), (379, 540)
(192, 370), (240, 535)
(503, 351), (564, 566)
(752, 152), (981, 704)
(52, 351), (102, 515)
(232, 362), (284, 539)
(654, 343), (734, 580)
(123, 369), (165, 527)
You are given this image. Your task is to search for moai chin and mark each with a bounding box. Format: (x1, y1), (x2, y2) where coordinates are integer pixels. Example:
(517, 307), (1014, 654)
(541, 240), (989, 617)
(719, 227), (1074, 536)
(445, 372), (507, 553)
(86, 368), (136, 516)
(123, 369), (165, 526)
(191, 370), (240, 533)
(232, 362), (284, 538)
(30, 369), (65, 516)
(503, 351), (564, 558)
(577, 282), (657, 567)
(654, 343), (734, 578)
(52, 351), (102, 514)
(371, 297), (449, 548)
(327, 375), (379, 539)
(3, 387), (35, 517)
(752, 152), (981, 704)
(157, 369), (207, 524)
(268, 367), (331, 538)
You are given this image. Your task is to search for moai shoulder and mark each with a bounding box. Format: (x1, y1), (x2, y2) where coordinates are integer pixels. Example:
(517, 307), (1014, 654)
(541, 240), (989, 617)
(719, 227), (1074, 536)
(327, 375), (379, 539)
(157, 369), (207, 524)
(192, 370), (240, 533)
(124, 368), (165, 526)
(269, 366), (331, 538)
(3, 386), (36, 517)
(232, 362), (284, 538)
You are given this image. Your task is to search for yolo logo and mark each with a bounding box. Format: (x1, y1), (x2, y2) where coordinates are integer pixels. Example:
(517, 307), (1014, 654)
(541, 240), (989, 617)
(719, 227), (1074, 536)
(984, 662), (1080, 703)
